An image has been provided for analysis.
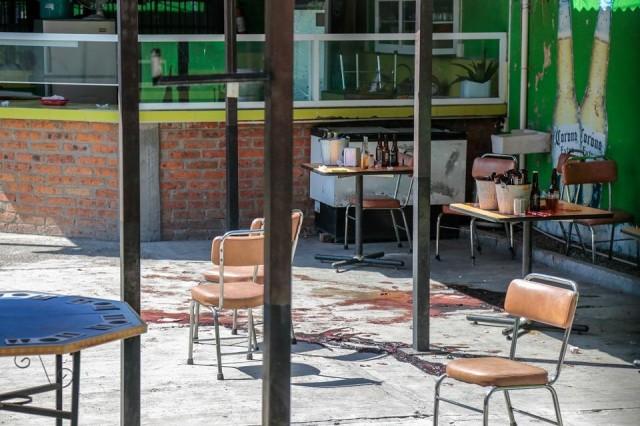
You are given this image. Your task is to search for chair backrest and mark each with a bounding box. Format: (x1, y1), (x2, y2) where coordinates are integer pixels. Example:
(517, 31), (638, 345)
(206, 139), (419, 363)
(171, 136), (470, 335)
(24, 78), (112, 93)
(562, 160), (617, 185)
(471, 154), (517, 179)
(211, 232), (264, 267)
(244, 210), (304, 261)
(504, 274), (579, 384)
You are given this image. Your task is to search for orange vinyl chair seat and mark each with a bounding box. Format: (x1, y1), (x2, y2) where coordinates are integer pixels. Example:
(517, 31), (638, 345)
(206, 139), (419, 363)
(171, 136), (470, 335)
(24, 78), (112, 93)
(191, 282), (264, 310)
(203, 265), (264, 284)
(446, 357), (548, 387)
(350, 195), (401, 209)
(573, 210), (633, 227)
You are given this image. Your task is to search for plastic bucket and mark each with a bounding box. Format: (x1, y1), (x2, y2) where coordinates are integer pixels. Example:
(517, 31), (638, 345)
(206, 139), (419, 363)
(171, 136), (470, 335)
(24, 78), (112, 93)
(40, 0), (73, 19)
(476, 179), (497, 210)
(495, 184), (532, 215)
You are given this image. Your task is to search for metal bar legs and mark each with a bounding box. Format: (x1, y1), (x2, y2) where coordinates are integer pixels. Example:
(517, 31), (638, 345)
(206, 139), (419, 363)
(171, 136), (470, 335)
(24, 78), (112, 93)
(55, 354), (63, 426)
(213, 307), (224, 380)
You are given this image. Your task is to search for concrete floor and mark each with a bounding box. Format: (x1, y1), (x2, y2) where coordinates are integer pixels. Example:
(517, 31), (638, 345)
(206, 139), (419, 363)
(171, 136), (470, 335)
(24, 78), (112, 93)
(0, 232), (638, 425)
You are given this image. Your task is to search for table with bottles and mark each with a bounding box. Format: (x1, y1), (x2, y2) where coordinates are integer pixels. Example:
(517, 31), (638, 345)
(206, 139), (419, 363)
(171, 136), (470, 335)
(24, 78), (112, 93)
(302, 163), (413, 270)
(449, 201), (613, 276)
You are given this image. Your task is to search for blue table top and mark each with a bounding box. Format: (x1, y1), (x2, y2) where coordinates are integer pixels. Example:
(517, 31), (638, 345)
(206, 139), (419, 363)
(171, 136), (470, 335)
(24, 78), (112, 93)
(0, 291), (146, 356)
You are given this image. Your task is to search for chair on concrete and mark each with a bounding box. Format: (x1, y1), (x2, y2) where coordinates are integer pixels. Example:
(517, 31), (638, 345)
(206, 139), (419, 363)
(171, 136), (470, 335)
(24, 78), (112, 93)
(199, 210), (304, 342)
(344, 174), (414, 253)
(433, 273), (579, 426)
(561, 159), (634, 263)
(435, 154), (517, 264)
(188, 230), (264, 380)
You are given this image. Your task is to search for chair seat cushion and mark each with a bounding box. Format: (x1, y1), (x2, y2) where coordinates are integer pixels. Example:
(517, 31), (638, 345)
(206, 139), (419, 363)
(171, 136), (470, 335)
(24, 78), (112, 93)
(350, 195), (401, 209)
(191, 282), (264, 310)
(446, 357), (548, 387)
(203, 265), (264, 284)
(441, 205), (467, 216)
(574, 210), (633, 227)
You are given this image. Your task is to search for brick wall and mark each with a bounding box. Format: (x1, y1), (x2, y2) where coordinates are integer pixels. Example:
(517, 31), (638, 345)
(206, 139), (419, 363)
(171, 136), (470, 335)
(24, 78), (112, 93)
(159, 122), (313, 240)
(0, 119), (313, 240)
(0, 119), (119, 239)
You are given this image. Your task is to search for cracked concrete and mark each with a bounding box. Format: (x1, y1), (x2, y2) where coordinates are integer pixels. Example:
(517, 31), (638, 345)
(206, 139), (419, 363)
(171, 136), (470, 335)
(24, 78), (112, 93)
(0, 232), (638, 425)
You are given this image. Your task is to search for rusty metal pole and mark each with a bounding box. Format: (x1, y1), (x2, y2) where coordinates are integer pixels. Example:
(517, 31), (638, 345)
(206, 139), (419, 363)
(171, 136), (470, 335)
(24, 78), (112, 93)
(412, 0), (433, 352)
(262, 0), (294, 423)
(224, 0), (239, 231)
(117, 0), (141, 424)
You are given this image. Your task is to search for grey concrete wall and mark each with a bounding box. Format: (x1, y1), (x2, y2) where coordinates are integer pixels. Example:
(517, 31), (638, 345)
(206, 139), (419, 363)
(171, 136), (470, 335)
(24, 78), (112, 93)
(140, 124), (161, 242)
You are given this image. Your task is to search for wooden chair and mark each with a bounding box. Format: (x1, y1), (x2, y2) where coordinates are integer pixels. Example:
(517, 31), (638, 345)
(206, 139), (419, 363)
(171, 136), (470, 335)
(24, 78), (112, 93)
(344, 174), (413, 252)
(188, 230), (264, 380)
(433, 273), (579, 426)
(435, 154), (517, 264)
(561, 159), (633, 263)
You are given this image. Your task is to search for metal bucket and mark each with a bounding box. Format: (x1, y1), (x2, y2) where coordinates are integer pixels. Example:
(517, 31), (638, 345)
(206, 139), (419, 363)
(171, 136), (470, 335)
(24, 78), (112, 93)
(496, 184), (532, 215)
(320, 137), (347, 165)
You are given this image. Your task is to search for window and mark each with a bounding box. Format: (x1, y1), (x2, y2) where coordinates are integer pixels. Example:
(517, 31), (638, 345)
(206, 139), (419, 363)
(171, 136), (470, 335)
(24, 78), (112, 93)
(374, 0), (459, 54)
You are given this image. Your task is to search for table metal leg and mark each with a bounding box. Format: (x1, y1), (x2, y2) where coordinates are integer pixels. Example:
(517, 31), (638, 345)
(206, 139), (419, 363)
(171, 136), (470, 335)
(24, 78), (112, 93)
(55, 354), (63, 426)
(71, 352), (80, 426)
(355, 174), (364, 258)
(522, 221), (532, 277)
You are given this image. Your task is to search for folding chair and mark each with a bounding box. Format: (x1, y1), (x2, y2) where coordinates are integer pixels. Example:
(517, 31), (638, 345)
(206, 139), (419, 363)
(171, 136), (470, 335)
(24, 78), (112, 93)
(344, 174), (413, 252)
(433, 273), (579, 426)
(561, 159), (633, 263)
(199, 210), (304, 343)
(188, 230), (264, 380)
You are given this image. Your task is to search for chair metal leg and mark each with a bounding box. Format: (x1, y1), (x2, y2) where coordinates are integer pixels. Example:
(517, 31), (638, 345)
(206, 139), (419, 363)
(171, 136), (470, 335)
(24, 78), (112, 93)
(589, 225), (597, 264)
(483, 388), (497, 426)
(564, 222), (573, 255)
(187, 301), (195, 365)
(503, 390), (517, 426)
(291, 320), (297, 345)
(435, 213), (443, 261)
(433, 375), (447, 426)
(212, 307), (224, 380)
(608, 224), (616, 260)
(505, 223), (515, 259)
(247, 308), (254, 360)
(194, 302), (200, 339)
(546, 385), (564, 426)
(470, 218), (477, 265)
(232, 309), (238, 335)
(400, 208), (412, 252)
(390, 209), (403, 248)
(250, 309), (260, 350)
(344, 204), (351, 250)
(574, 224), (587, 254)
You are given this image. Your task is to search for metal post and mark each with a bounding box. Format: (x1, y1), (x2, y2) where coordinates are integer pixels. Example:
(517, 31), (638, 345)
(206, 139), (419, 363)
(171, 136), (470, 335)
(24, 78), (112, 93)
(225, 0), (239, 231)
(70, 352), (80, 426)
(355, 175), (364, 258)
(262, 0), (294, 424)
(117, 1), (141, 425)
(412, 0), (433, 352)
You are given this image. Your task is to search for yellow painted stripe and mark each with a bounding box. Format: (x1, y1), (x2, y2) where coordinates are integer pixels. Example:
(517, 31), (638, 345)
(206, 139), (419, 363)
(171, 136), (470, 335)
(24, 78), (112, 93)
(0, 104), (506, 123)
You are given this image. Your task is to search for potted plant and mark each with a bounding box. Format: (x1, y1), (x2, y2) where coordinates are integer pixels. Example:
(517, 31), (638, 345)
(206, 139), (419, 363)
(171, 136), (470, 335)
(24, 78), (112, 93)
(452, 53), (498, 98)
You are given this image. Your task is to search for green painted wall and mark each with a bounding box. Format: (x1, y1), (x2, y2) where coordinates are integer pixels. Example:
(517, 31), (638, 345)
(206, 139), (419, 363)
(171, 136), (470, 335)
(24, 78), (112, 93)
(525, 1), (640, 217)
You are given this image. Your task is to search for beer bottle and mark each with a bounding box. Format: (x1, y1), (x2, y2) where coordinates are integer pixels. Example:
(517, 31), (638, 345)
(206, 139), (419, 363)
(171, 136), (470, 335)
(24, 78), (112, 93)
(376, 134), (383, 166)
(382, 135), (390, 167)
(530, 171), (541, 212)
(390, 134), (399, 167)
(580, 1), (611, 159)
(552, 0), (581, 168)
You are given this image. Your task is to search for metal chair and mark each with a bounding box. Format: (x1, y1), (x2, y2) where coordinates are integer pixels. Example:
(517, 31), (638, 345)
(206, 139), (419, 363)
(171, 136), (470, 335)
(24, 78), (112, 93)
(561, 159), (634, 263)
(188, 229), (264, 380)
(433, 273), (579, 426)
(344, 174), (413, 252)
(435, 153), (517, 264)
(200, 210), (304, 343)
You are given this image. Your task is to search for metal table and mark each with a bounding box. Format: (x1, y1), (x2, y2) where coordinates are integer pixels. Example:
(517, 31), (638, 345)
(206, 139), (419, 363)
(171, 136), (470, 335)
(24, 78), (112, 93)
(302, 163), (413, 271)
(449, 201), (614, 276)
(0, 291), (147, 425)
(449, 202), (613, 334)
